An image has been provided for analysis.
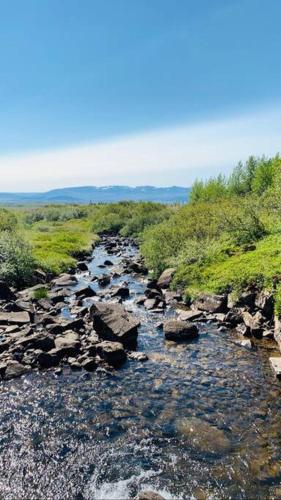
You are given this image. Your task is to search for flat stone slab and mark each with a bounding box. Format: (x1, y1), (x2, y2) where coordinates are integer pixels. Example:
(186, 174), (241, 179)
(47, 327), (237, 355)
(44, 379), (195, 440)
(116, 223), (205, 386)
(269, 357), (281, 378)
(177, 309), (202, 321)
(0, 311), (30, 325)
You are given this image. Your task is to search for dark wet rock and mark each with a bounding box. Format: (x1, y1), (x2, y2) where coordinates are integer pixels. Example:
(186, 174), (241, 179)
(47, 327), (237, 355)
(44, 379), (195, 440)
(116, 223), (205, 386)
(37, 350), (60, 368)
(104, 259), (113, 266)
(96, 340), (127, 366)
(98, 274), (111, 287)
(77, 261), (88, 271)
(110, 286), (130, 299)
(52, 274), (77, 287)
(177, 309), (202, 321)
(192, 293), (228, 313)
(135, 491), (165, 500)
(4, 360), (30, 380)
(74, 286), (96, 298)
(128, 351), (148, 362)
(163, 319), (199, 341)
(157, 268), (176, 289)
(0, 281), (16, 301)
(255, 291), (274, 319)
(0, 311), (30, 325)
(90, 302), (139, 346)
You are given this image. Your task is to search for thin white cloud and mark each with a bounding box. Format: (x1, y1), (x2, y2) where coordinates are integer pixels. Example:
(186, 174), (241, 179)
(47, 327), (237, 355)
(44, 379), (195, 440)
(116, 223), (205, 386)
(1, 104), (281, 191)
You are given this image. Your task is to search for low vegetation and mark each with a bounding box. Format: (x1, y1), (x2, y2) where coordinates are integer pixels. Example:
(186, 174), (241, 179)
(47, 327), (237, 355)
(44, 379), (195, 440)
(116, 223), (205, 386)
(1, 154), (281, 313)
(141, 154), (281, 312)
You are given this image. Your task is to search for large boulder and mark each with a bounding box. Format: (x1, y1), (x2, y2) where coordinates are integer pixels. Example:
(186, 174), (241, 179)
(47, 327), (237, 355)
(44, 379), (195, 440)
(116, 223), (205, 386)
(163, 319), (198, 341)
(192, 293), (227, 313)
(96, 340), (127, 366)
(90, 302), (139, 347)
(157, 268), (176, 289)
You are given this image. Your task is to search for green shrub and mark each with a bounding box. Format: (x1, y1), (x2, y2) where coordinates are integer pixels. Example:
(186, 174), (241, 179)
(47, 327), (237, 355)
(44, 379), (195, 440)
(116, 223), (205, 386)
(0, 209), (17, 231)
(0, 232), (36, 287)
(33, 287), (48, 300)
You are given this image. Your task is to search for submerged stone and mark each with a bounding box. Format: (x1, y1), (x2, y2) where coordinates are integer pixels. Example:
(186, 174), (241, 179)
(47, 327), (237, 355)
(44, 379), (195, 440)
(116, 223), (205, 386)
(176, 417), (231, 455)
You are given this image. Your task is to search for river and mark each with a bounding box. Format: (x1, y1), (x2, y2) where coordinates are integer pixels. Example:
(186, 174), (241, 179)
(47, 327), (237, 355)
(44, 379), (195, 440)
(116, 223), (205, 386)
(0, 238), (281, 499)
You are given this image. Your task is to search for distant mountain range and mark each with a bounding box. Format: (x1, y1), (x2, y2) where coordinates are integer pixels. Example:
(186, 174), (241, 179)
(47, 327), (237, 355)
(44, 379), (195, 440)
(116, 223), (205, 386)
(0, 186), (190, 205)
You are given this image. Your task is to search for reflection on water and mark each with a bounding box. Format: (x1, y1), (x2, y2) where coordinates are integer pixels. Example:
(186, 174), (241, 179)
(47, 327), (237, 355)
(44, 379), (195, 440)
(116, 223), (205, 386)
(0, 241), (281, 499)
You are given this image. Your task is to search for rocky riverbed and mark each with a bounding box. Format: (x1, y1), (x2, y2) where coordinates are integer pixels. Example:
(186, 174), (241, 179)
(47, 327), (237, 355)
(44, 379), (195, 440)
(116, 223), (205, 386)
(0, 235), (281, 499)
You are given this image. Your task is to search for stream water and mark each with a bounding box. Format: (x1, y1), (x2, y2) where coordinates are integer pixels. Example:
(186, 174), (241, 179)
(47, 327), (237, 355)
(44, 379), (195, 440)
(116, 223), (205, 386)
(0, 239), (281, 499)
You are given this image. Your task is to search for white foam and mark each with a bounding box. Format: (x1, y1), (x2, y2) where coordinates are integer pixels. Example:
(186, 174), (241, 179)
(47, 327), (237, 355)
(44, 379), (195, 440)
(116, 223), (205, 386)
(85, 468), (176, 499)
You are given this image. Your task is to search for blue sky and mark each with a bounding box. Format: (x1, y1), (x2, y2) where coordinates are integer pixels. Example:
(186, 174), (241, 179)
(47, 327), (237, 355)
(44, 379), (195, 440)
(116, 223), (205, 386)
(0, 0), (281, 189)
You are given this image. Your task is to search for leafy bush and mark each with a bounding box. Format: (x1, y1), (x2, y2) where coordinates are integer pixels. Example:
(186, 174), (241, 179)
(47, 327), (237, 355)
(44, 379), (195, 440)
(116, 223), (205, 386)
(0, 209), (17, 231)
(0, 232), (36, 287)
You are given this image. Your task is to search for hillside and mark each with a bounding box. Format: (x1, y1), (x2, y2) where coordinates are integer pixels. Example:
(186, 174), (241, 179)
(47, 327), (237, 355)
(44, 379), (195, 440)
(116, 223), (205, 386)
(0, 185), (190, 205)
